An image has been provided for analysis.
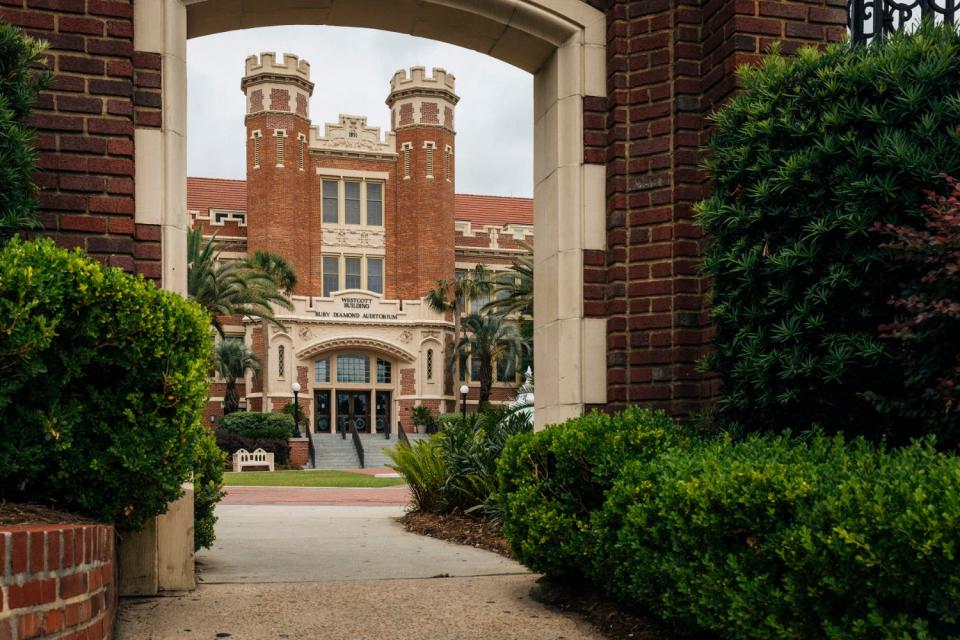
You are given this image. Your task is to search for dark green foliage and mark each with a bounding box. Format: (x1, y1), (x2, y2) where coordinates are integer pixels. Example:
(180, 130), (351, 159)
(387, 406), (533, 519)
(219, 411), (294, 440)
(0, 21), (50, 238)
(498, 408), (960, 638)
(697, 24), (960, 442)
(281, 402), (308, 431)
(497, 408), (682, 578)
(0, 238), (211, 530)
(193, 431), (225, 550)
(214, 429), (290, 465)
(410, 405), (438, 434)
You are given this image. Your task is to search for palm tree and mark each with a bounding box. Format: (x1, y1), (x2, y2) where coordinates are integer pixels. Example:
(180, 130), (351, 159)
(247, 250), (297, 293)
(482, 241), (533, 320)
(187, 228), (294, 336)
(213, 338), (260, 415)
(424, 264), (493, 385)
(450, 313), (529, 406)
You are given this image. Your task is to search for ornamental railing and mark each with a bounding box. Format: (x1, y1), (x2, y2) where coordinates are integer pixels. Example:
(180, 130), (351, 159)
(349, 421), (365, 469)
(849, 0), (958, 44)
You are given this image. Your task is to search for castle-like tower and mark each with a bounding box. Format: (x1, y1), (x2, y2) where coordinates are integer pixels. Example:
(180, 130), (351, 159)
(242, 53), (314, 296)
(386, 67), (459, 300)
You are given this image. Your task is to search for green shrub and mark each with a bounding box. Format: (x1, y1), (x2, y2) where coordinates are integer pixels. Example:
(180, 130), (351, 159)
(281, 402), (308, 431)
(193, 430), (225, 550)
(0, 238), (211, 530)
(410, 405), (437, 434)
(386, 437), (448, 513)
(697, 24), (960, 443)
(220, 411), (294, 440)
(497, 408), (682, 578)
(0, 21), (50, 238)
(599, 433), (960, 639)
(214, 429), (290, 465)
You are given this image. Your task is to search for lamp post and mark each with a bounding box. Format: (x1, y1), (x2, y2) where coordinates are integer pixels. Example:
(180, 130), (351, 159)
(292, 382), (302, 438)
(459, 384), (469, 421)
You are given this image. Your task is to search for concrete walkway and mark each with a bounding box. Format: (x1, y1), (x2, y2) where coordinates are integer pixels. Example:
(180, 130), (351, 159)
(116, 498), (603, 640)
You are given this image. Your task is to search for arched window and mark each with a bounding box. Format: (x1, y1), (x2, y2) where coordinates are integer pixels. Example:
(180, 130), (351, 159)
(278, 345), (285, 378)
(426, 349), (434, 381)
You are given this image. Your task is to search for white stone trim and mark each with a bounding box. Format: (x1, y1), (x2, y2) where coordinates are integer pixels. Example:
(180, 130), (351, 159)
(315, 168), (389, 181)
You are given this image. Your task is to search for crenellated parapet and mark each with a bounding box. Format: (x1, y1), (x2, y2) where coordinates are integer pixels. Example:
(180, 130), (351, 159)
(386, 66), (459, 132)
(242, 52), (314, 119)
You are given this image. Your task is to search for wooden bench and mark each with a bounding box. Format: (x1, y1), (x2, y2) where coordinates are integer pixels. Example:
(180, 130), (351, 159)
(232, 447), (275, 472)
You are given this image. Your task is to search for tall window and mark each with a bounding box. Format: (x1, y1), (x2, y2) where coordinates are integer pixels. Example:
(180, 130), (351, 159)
(403, 146), (411, 178)
(298, 135), (306, 171)
(322, 180), (339, 223)
(278, 345), (285, 378)
(471, 356), (481, 382)
(344, 181), (361, 224)
(367, 257), (383, 294)
(275, 131), (285, 166)
(337, 354), (370, 383)
(425, 143), (435, 177)
(252, 132), (261, 168)
(322, 255), (339, 296)
(366, 183), (383, 226)
(377, 359), (392, 384)
(344, 256), (362, 289)
(315, 358), (330, 383)
(426, 349), (434, 381)
(444, 146), (452, 180)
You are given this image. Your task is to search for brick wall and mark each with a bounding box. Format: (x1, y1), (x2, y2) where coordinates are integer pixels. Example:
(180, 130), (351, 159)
(597, 0), (846, 414)
(0, 523), (116, 640)
(0, 0), (163, 280)
(287, 438), (309, 466)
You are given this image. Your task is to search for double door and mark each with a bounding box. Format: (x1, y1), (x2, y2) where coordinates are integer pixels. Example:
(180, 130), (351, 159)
(315, 389), (392, 434)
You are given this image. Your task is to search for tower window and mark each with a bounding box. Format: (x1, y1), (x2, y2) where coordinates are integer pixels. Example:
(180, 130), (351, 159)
(278, 345), (285, 378)
(344, 256), (362, 289)
(426, 349), (434, 381)
(298, 135), (306, 171)
(322, 255), (339, 296)
(445, 145), (452, 181)
(402, 143), (412, 178)
(275, 130), (286, 167)
(424, 142), (436, 178)
(366, 183), (382, 226)
(252, 131), (262, 168)
(322, 180), (339, 223)
(367, 257), (383, 294)
(344, 181), (361, 225)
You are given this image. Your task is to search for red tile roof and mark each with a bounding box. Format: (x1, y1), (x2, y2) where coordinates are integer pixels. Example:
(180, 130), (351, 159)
(185, 178), (534, 226)
(455, 193), (533, 227)
(187, 177), (246, 212)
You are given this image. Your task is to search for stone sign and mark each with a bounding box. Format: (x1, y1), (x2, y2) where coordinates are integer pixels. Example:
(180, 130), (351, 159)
(315, 293), (400, 322)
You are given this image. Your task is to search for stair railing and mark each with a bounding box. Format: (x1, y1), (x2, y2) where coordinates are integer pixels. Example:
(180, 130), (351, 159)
(349, 421), (365, 469)
(397, 421), (411, 448)
(306, 426), (316, 468)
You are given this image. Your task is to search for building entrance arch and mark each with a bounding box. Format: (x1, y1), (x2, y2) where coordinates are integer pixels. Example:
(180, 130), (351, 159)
(134, 0), (609, 428)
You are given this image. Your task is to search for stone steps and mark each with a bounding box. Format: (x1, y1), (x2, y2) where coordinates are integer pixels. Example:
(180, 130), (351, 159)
(309, 433), (430, 469)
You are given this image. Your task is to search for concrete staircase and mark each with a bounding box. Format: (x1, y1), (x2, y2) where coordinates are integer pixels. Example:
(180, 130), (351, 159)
(309, 432), (431, 469)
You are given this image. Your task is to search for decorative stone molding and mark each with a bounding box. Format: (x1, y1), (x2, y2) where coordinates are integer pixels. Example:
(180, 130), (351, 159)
(321, 226), (386, 251)
(297, 337), (416, 363)
(309, 114), (396, 155)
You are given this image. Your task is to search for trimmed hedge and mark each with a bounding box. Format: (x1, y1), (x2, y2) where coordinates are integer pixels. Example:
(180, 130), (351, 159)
(499, 411), (960, 639)
(214, 429), (290, 465)
(497, 408), (682, 578)
(220, 411), (294, 440)
(193, 431), (225, 550)
(697, 24), (960, 443)
(0, 238), (212, 530)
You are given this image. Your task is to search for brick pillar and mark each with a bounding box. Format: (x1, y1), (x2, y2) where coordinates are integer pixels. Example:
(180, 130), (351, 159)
(599, 0), (847, 414)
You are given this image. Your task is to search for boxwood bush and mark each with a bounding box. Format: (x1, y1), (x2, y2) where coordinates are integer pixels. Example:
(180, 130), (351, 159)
(497, 408), (683, 578)
(193, 431), (225, 550)
(0, 238), (212, 530)
(697, 24), (960, 444)
(220, 411), (294, 440)
(499, 410), (960, 639)
(214, 429), (291, 465)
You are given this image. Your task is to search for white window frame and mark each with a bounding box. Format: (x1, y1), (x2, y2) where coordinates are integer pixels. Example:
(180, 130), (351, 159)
(401, 142), (413, 179)
(423, 141), (436, 179)
(444, 144), (453, 182)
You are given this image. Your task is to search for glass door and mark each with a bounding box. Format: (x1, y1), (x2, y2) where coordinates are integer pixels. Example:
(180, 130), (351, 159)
(314, 390), (331, 433)
(375, 391), (391, 434)
(335, 390), (371, 434)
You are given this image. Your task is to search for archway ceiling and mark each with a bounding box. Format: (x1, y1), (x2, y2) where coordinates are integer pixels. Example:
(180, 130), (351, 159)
(183, 0), (584, 72)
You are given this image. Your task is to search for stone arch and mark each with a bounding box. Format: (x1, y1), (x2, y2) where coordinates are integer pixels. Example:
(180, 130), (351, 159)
(134, 0), (608, 428)
(297, 337), (417, 364)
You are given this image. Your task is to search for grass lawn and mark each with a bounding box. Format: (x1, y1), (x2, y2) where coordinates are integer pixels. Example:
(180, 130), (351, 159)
(223, 470), (407, 488)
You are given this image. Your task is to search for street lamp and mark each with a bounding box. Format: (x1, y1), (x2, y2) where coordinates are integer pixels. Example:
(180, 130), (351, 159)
(292, 382), (302, 437)
(459, 384), (469, 421)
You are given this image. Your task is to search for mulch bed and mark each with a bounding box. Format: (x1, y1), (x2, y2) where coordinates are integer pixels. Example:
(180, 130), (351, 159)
(398, 510), (513, 557)
(0, 502), (95, 527)
(399, 510), (689, 640)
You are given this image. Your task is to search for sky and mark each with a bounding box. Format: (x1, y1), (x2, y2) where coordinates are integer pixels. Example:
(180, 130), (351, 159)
(187, 26), (534, 197)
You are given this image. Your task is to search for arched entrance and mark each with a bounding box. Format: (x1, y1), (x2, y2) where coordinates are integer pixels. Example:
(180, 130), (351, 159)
(133, 0), (609, 428)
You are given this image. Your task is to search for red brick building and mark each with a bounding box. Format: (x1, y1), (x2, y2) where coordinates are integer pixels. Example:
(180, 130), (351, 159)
(190, 53), (533, 434)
